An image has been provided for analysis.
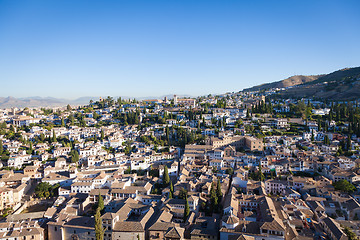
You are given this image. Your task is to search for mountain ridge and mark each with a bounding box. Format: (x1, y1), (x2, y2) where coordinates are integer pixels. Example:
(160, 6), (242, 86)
(0, 94), (194, 108)
(278, 67), (360, 100)
(243, 74), (324, 92)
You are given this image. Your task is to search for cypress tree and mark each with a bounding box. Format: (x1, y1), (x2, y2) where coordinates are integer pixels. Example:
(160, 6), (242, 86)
(0, 140), (2, 155)
(324, 135), (330, 145)
(183, 197), (190, 222)
(258, 164), (265, 181)
(210, 182), (218, 213)
(95, 208), (104, 240)
(170, 180), (174, 193)
(216, 179), (222, 202)
(169, 181), (174, 199)
(163, 165), (170, 186)
(71, 150), (79, 163)
(101, 130), (105, 141)
(98, 193), (104, 212)
(169, 190), (173, 199)
(166, 126), (170, 146)
(52, 129), (57, 142)
(347, 135), (352, 151)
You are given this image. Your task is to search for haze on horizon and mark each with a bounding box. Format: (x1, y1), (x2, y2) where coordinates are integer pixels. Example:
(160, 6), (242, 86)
(0, 0), (359, 99)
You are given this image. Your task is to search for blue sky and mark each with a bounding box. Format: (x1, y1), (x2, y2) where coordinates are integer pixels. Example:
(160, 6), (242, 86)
(0, 0), (359, 99)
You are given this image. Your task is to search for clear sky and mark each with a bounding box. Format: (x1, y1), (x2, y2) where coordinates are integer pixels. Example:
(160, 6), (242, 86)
(0, 0), (359, 99)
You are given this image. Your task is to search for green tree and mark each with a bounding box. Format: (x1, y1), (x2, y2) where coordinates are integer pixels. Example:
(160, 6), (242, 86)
(225, 168), (234, 175)
(166, 126), (170, 146)
(258, 164), (265, 181)
(210, 182), (218, 213)
(169, 189), (173, 199)
(27, 142), (33, 155)
(67, 104), (72, 111)
(333, 180), (356, 194)
(70, 150), (79, 163)
(179, 188), (188, 200)
(40, 133), (45, 142)
(216, 179), (222, 202)
(169, 181), (174, 199)
(34, 182), (59, 199)
(52, 129), (57, 142)
(101, 130), (105, 141)
(311, 130), (314, 142)
(0, 140), (3, 155)
(183, 197), (190, 222)
(344, 226), (357, 240)
(163, 165), (170, 186)
(95, 208), (104, 240)
(346, 135), (352, 151)
(93, 111), (100, 120)
(68, 114), (75, 125)
(98, 193), (104, 212)
(61, 118), (65, 127)
(323, 135), (330, 145)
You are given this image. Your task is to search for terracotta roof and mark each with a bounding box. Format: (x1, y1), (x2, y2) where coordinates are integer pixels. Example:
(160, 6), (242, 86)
(113, 221), (144, 232)
(165, 226), (183, 239)
(149, 222), (174, 231)
(222, 215), (239, 225)
(260, 219), (285, 232)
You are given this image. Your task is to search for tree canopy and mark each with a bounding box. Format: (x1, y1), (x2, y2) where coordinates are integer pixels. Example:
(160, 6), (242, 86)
(163, 165), (170, 186)
(333, 180), (356, 194)
(183, 197), (190, 222)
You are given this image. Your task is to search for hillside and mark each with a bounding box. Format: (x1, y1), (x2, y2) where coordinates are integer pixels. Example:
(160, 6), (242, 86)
(279, 67), (360, 100)
(243, 75), (322, 92)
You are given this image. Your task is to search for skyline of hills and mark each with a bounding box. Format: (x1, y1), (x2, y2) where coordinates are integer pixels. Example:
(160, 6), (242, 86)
(0, 94), (193, 108)
(278, 67), (360, 100)
(243, 74), (324, 92)
(1, 66), (359, 108)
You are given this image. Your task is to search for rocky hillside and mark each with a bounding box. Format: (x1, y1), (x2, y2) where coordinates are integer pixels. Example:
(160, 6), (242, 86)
(279, 67), (360, 100)
(243, 75), (323, 92)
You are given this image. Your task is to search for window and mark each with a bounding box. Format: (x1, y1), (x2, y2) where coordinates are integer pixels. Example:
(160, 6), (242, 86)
(54, 227), (57, 231)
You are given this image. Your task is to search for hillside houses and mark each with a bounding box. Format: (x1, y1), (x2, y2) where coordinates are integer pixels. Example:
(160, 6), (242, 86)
(0, 93), (360, 240)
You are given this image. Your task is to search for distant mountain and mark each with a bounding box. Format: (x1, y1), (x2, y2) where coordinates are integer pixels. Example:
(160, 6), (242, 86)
(278, 67), (360, 100)
(0, 96), (63, 108)
(137, 94), (193, 100)
(70, 97), (98, 105)
(0, 94), (194, 108)
(243, 75), (323, 92)
(0, 96), (95, 109)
